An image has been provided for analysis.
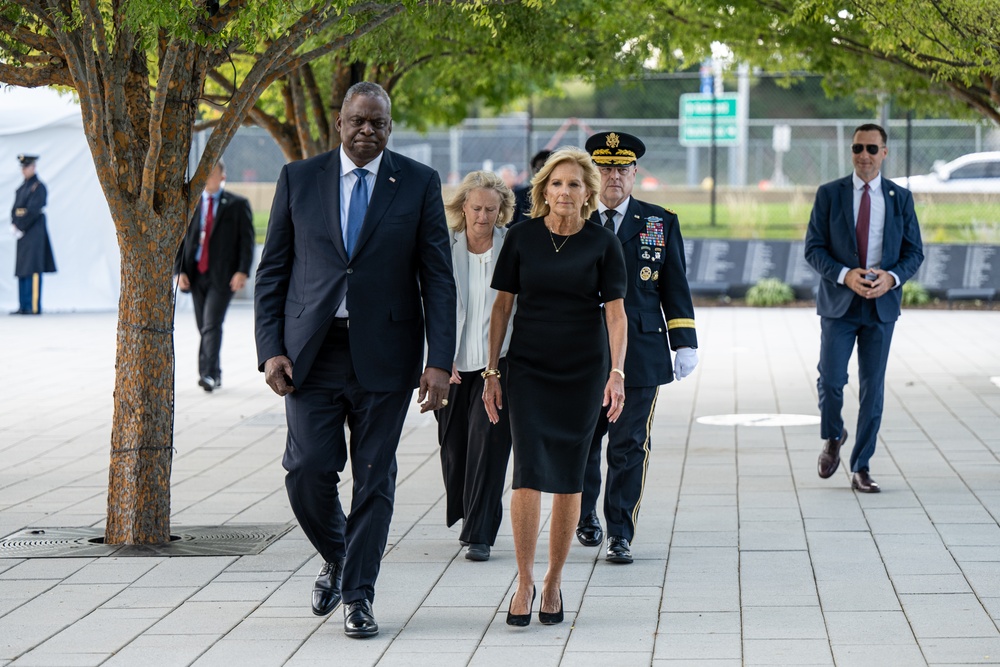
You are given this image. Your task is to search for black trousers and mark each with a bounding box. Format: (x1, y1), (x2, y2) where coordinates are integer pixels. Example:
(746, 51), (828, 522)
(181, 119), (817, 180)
(189, 274), (234, 381)
(435, 359), (512, 545)
(581, 385), (659, 542)
(282, 326), (410, 604)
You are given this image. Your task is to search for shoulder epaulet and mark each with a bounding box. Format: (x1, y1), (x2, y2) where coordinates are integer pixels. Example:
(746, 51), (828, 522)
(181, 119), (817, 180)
(665, 208), (676, 215)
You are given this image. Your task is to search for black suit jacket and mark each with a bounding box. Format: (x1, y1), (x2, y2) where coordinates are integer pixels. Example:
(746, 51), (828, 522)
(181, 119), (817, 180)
(590, 197), (697, 387)
(254, 148), (456, 392)
(175, 190), (254, 290)
(804, 175), (923, 323)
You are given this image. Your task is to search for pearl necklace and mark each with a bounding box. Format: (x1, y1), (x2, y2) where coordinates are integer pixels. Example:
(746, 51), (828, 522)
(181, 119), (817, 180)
(549, 229), (570, 253)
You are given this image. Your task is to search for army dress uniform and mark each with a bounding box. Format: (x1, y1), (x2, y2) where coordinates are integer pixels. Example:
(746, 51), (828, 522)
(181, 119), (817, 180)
(581, 132), (698, 561)
(10, 155), (56, 315)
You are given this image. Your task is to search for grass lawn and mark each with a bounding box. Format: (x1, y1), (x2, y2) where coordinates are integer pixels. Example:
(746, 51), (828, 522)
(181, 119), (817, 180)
(253, 201), (1000, 245)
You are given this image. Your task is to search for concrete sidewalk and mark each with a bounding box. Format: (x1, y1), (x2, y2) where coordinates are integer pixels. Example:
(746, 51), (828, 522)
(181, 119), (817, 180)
(1, 304), (999, 666)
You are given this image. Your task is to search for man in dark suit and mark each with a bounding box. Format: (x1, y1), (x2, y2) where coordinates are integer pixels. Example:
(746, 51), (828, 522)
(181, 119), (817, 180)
(805, 123), (924, 493)
(511, 149), (550, 223)
(10, 154), (56, 315)
(578, 132), (699, 564)
(175, 160), (254, 392)
(254, 82), (455, 638)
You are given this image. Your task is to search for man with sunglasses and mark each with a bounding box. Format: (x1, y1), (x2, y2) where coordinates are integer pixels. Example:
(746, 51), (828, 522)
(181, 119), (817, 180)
(805, 123), (924, 493)
(577, 131), (698, 563)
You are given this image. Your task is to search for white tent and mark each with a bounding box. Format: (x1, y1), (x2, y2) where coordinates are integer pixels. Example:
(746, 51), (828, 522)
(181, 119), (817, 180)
(0, 86), (120, 312)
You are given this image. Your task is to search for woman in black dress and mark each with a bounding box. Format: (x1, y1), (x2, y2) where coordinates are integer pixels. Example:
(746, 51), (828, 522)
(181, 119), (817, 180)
(483, 147), (627, 626)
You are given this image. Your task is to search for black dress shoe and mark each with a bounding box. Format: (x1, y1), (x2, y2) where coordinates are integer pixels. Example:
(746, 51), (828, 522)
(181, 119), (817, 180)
(344, 599), (379, 638)
(465, 543), (490, 561)
(576, 510), (604, 547)
(311, 558), (344, 616)
(606, 536), (633, 564)
(817, 428), (848, 479)
(538, 589), (564, 625)
(198, 376), (217, 392)
(506, 586), (535, 627)
(852, 470), (881, 493)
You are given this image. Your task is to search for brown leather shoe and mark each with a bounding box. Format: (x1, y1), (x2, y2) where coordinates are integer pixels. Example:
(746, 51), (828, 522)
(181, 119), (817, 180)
(851, 470), (881, 493)
(817, 429), (848, 479)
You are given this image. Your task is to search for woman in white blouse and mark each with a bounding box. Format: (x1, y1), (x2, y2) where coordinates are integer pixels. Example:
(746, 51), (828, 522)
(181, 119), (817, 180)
(436, 170), (516, 562)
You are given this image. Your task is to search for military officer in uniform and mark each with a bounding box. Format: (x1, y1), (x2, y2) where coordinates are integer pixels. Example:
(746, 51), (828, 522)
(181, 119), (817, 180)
(10, 154), (56, 315)
(578, 132), (699, 563)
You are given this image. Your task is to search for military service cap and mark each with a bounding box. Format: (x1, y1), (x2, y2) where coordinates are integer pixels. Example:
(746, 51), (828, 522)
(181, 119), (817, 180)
(17, 154), (39, 166)
(585, 132), (645, 166)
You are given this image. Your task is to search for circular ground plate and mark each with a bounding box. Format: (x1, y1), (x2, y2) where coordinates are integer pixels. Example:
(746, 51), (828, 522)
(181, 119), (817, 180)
(696, 413), (822, 427)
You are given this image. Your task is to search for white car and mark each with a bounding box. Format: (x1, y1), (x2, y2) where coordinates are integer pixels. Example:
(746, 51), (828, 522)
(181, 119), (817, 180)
(901, 152), (1000, 193)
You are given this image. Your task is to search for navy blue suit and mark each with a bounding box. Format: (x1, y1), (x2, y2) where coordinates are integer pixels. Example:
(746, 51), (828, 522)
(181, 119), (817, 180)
(804, 174), (923, 472)
(11, 175), (56, 313)
(582, 197), (697, 542)
(255, 148), (455, 604)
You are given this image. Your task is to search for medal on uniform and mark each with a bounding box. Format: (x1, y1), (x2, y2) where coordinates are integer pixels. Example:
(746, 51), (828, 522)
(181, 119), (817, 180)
(640, 266), (652, 281)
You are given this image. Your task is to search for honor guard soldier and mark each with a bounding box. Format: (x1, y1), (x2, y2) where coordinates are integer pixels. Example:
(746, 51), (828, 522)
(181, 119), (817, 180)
(10, 154), (56, 315)
(579, 131), (699, 563)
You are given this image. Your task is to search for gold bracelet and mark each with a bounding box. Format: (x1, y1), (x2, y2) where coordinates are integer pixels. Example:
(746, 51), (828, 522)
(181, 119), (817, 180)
(481, 368), (501, 379)
(610, 368), (625, 380)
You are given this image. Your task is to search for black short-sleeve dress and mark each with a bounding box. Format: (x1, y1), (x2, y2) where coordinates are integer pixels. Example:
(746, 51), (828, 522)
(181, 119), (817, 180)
(491, 217), (627, 493)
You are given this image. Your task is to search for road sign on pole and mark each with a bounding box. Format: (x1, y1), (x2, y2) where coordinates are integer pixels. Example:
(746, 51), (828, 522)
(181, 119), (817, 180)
(679, 93), (740, 147)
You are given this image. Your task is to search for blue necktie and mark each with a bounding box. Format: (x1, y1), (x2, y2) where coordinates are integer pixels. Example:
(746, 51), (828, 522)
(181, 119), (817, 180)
(346, 168), (369, 258)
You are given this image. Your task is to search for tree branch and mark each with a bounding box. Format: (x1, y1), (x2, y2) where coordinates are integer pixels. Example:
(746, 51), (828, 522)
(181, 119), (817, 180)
(141, 39), (182, 209)
(0, 62), (71, 87)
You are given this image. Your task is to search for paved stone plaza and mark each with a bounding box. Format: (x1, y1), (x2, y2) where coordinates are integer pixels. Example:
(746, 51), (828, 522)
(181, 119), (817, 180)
(1, 304), (999, 666)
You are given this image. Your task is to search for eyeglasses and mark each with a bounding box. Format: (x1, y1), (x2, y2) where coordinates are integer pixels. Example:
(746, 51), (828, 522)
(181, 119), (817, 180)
(598, 166), (635, 176)
(851, 143), (883, 155)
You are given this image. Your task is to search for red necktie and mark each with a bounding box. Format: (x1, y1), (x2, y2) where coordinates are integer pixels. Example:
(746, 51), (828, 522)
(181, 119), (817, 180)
(198, 197), (214, 274)
(856, 184), (870, 270)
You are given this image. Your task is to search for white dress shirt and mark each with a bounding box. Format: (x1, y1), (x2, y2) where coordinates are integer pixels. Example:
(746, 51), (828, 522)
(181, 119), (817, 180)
(837, 172), (899, 288)
(597, 196), (631, 234)
(336, 146), (382, 317)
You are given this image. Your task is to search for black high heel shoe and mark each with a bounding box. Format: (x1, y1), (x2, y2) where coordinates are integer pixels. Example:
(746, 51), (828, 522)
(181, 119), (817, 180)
(538, 589), (564, 625)
(506, 585), (536, 627)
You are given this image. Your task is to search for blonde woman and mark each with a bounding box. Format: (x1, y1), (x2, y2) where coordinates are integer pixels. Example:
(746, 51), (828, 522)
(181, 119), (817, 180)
(437, 171), (516, 562)
(484, 147), (627, 626)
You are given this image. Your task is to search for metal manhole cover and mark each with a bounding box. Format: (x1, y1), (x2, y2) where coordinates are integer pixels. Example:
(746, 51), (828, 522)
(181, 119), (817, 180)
(0, 524), (294, 558)
(696, 413), (822, 427)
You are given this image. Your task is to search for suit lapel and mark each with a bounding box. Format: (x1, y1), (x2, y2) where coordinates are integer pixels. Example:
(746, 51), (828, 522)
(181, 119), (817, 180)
(839, 176), (856, 252)
(351, 149), (401, 258)
(881, 180), (900, 256)
(618, 198), (644, 244)
(320, 152), (348, 263)
(453, 231), (469, 314)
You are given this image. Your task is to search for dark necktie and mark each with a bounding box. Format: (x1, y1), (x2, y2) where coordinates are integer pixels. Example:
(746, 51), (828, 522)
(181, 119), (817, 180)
(856, 183), (871, 270)
(603, 209), (616, 232)
(197, 196), (214, 274)
(346, 168), (369, 258)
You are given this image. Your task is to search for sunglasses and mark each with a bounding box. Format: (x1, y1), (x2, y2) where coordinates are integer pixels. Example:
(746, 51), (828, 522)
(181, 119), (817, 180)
(851, 143), (883, 155)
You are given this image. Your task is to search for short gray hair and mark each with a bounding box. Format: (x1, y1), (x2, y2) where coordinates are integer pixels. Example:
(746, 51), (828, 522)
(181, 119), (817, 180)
(343, 81), (392, 115)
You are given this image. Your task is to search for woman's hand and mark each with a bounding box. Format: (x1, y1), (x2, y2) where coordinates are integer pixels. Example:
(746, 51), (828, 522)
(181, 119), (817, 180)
(603, 373), (625, 423)
(450, 364), (462, 384)
(482, 376), (503, 424)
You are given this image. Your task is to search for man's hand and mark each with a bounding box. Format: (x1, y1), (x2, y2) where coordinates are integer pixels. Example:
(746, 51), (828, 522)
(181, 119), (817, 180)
(418, 367), (450, 413)
(264, 355), (295, 396)
(176, 273), (190, 292)
(674, 347), (699, 380)
(230, 271), (248, 292)
(845, 268), (893, 299)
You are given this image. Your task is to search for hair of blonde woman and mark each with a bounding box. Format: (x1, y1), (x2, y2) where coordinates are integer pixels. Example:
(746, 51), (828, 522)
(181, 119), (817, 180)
(529, 146), (600, 220)
(445, 170), (516, 232)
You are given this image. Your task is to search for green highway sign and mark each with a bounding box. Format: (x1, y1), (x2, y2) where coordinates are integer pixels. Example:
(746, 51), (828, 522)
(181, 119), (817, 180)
(679, 93), (740, 147)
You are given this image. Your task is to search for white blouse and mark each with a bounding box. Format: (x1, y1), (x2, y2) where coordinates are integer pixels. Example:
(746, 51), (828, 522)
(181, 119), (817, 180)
(455, 249), (492, 372)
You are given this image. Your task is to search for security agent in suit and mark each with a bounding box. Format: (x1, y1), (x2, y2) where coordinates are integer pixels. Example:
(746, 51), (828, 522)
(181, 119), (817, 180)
(175, 160), (254, 391)
(10, 154), (56, 315)
(805, 123), (923, 493)
(578, 132), (698, 563)
(254, 82), (456, 638)
(511, 150), (551, 223)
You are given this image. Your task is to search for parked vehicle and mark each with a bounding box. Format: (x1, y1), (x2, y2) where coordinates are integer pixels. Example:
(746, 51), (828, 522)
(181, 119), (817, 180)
(901, 152), (1000, 193)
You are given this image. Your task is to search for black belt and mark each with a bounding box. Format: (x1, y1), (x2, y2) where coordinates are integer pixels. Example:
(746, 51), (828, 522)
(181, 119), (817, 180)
(332, 318), (350, 328)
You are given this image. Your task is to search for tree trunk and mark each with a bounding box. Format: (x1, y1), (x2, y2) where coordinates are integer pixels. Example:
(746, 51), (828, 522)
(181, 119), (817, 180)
(104, 206), (184, 545)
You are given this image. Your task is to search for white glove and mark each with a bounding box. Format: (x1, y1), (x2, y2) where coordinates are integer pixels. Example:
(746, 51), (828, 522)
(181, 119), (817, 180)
(674, 347), (699, 380)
